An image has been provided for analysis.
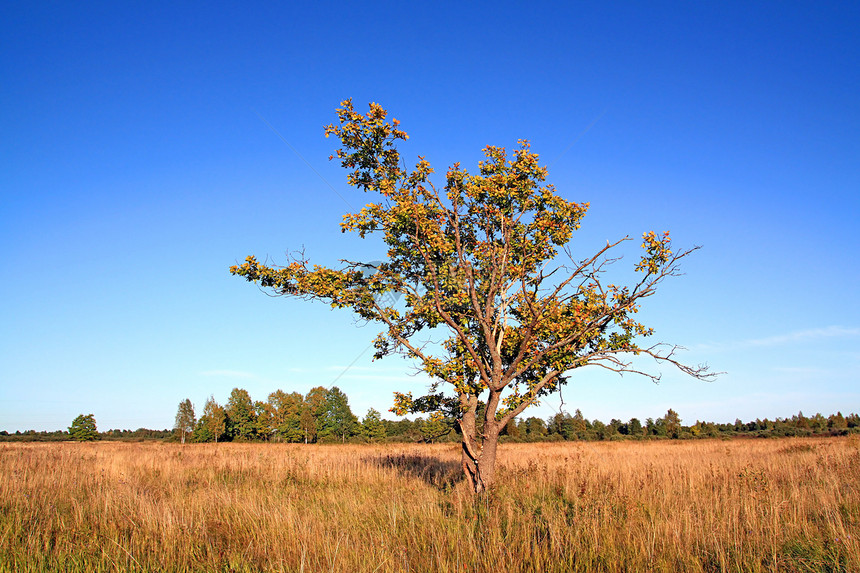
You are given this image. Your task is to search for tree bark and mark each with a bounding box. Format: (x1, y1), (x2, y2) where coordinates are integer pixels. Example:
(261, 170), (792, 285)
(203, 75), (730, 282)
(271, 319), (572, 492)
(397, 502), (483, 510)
(475, 434), (499, 493)
(461, 440), (478, 492)
(459, 430), (501, 494)
(459, 413), (502, 494)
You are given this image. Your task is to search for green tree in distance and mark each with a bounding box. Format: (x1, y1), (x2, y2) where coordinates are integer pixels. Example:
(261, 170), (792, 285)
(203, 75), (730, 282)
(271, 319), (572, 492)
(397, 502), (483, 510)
(548, 412), (576, 440)
(361, 408), (387, 442)
(318, 387), (358, 443)
(829, 412), (847, 429)
(226, 388), (257, 441)
(523, 417), (548, 440)
(196, 396), (227, 443)
(231, 100), (715, 493)
(662, 408), (682, 439)
(69, 414), (99, 442)
(174, 399), (196, 444)
(302, 386), (328, 443)
(502, 417), (521, 439)
(421, 412), (451, 443)
(254, 399), (275, 441)
(266, 390), (305, 442)
(571, 409), (589, 440)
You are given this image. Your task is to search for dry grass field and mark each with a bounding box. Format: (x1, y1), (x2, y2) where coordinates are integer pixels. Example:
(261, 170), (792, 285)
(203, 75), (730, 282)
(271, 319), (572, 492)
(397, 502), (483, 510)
(1, 437), (858, 572)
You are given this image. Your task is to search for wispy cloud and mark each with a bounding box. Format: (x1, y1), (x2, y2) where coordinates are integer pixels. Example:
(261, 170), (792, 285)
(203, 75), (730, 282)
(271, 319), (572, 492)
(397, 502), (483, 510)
(328, 373), (433, 384)
(323, 364), (375, 372)
(746, 326), (860, 347)
(695, 326), (860, 352)
(199, 370), (257, 379)
(323, 364), (409, 374)
(771, 366), (830, 375)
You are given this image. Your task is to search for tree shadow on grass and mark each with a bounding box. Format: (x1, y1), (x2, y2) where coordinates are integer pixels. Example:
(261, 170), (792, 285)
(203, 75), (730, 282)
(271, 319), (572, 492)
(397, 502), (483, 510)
(369, 452), (463, 491)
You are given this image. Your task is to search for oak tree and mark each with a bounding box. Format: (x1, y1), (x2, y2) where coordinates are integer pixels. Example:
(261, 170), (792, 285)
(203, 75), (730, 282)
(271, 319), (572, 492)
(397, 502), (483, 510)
(231, 100), (713, 493)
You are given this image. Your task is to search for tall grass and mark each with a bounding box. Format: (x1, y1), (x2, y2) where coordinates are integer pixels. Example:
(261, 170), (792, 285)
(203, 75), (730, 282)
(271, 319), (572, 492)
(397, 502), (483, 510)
(1, 437), (857, 572)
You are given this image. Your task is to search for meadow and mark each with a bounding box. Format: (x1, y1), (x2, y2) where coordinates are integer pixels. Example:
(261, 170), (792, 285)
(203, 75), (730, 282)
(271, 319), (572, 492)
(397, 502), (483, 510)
(1, 437), (858, 572)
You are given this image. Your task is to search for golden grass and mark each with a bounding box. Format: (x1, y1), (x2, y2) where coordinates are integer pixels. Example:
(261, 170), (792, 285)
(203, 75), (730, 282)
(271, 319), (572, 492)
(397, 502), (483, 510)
(1, 437), (858, 572)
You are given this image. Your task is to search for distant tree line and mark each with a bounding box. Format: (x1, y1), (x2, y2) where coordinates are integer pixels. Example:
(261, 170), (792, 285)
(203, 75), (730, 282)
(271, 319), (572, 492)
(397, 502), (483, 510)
(0, 427), (172, 442)
(172, 388), (860, 444)
(1, 395), (857, 443)
(503, 408), (860, 441)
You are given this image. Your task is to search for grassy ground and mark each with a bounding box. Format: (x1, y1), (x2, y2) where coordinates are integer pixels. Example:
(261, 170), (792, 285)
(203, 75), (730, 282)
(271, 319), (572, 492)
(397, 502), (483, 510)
(1, 437), (858, 572)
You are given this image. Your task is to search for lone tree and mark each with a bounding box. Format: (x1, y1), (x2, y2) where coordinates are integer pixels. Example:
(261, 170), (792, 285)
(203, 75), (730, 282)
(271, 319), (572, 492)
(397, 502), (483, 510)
(69, 414), (99, 441)
(174, 399), (196, 444)
(231, 100), (714, 493)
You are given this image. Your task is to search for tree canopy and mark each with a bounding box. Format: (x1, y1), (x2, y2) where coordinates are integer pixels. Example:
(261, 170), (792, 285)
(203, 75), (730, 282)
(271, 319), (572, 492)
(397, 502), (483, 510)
(68, 414), (99, 442)
(231, 100), (714, 492)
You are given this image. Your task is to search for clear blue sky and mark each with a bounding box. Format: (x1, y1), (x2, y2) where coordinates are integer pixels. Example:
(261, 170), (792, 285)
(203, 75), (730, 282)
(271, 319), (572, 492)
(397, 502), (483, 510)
(2, 2), (858, 432)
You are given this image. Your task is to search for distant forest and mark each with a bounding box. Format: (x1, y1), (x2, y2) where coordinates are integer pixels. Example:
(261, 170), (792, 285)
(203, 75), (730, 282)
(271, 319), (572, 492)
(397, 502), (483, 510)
(4, 385), (859, 443)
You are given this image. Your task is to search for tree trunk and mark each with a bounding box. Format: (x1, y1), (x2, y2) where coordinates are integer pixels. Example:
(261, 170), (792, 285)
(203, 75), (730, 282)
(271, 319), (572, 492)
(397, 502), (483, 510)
(459, 419), (501, 494)
(476, 430), (499, 493)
